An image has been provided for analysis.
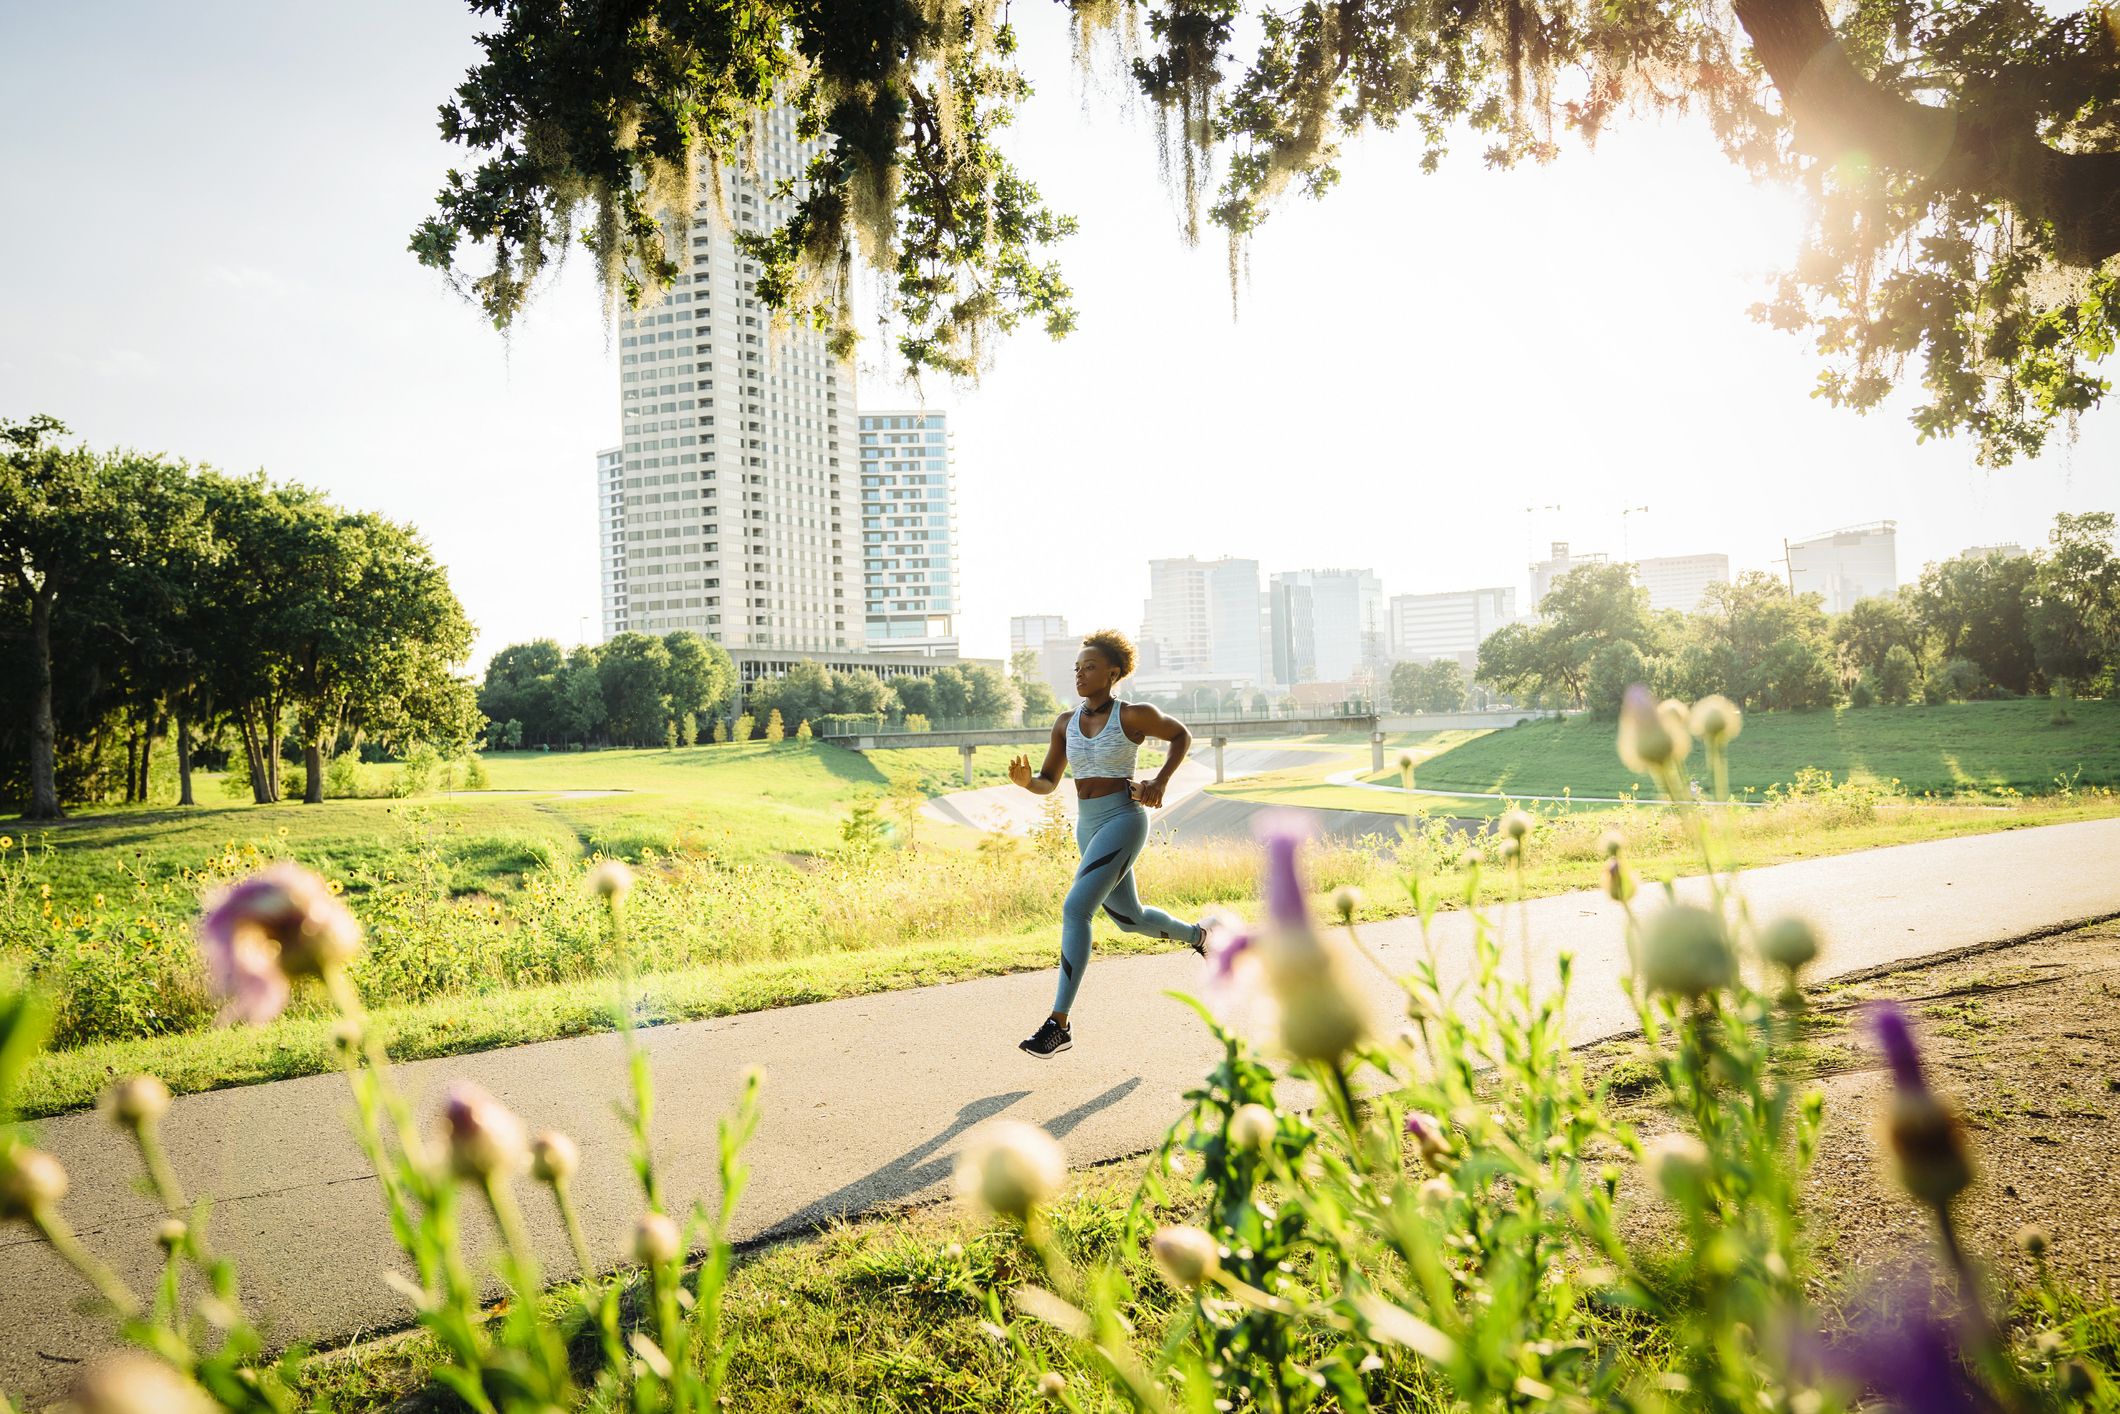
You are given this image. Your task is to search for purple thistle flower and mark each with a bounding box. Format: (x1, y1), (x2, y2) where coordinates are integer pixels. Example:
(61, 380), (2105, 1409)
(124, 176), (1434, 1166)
(1205, 924), (1256, 983)
(1869, 1002), (1927, 1093)
(1806, 1279), (1992, 1414)
(1254, 810), (1315, 930)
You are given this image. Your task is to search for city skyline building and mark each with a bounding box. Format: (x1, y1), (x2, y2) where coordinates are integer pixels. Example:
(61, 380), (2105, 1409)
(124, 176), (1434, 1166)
(1529, 541), (1610, 609)
(1140, 556), (1267, 686)
(1387, 586), (1517, 665)
(858, 409), (959, 656)
(1269, 568), (1384, 685)
(1010, 614), (1070, 654)
(598, 108), (855, 649)
(1787, 520), (1898, 612)
(1634, 552), (1731, 613)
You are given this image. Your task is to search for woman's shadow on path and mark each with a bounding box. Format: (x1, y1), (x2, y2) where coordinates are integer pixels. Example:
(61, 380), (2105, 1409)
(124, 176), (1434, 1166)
(775, 1077), (1145, 1235)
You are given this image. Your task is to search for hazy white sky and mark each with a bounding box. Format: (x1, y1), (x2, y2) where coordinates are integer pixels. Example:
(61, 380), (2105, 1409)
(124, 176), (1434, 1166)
(4, 3), (2114, 669)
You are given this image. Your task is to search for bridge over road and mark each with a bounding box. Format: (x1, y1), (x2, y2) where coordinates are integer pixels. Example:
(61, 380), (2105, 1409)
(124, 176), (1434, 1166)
(822, 712), (1382, 784)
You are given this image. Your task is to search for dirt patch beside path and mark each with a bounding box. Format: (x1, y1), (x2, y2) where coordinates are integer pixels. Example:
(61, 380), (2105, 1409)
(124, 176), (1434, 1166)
(1600, 917), (2120, 1296)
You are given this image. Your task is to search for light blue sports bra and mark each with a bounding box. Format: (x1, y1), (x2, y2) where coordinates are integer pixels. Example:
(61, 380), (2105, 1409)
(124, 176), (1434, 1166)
(1066, 700), (1139, 778)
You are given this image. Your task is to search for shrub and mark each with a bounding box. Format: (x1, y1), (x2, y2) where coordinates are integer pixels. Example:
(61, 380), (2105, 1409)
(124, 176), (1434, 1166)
(711, 716), (728, 744)
(1849, 672), (1877, 708)
(815, 713), (886, 736)
(663, 718), (679, 749)
(764, 709), (785, 745)
(218, 751), (252, 799)
(389, 742), (439, 798)
(794, 719), (812, 742)
(324, 752), (364, 798)
(461, 754), (489, 790)
(681, 712), (698, 747)
(1878, 643), (1918, 704)
(1922, 655), (1984, 703)
(903, 713), (931, 733)
(731, 713), (755, 742)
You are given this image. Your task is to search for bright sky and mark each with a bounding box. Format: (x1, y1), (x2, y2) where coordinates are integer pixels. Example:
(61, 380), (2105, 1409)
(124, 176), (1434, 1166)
(4, 3), (2114, 670)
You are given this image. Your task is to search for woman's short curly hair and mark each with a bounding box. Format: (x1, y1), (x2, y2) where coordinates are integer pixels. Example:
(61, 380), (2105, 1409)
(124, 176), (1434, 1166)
(1080, 629), (1137, 678)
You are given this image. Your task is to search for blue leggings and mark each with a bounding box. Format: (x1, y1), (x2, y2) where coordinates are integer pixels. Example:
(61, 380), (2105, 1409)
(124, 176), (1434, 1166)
(1054, 792), (1202, 1014)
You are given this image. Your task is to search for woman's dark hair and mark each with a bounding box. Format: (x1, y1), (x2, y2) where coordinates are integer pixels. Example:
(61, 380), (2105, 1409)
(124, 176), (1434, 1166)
(1081, 629), (1137, 678)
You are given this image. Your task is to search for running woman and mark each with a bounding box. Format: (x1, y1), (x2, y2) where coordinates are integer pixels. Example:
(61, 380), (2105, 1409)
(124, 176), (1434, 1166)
(1008, 630), (1207, 1058)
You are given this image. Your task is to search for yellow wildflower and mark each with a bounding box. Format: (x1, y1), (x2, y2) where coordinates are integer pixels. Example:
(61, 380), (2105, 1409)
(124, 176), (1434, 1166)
(93, 894), (105, 910)
(327, 880), (344, 896)
(39, 883), (51, 898)
(0, 834), (12, 849)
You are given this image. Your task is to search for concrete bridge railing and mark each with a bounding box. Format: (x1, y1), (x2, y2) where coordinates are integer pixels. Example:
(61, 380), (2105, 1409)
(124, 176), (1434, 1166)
(823, 711), (1384, 785)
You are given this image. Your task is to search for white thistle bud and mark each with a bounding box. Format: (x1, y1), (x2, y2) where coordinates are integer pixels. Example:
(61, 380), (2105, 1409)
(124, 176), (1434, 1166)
(531, 1131), (579, 1184)
(1227, 1103), (1277, 1154)
(105, 1075), (171, 1132)
(1639, 905), (1736, 997)
(1643, 1132), (1711, 1201)
(0, 1145), (68, 1220)
(954, 1121), (1065, 1220)
(1689, 694), (1742, 746)
(1149, 1224), (1221, 1289)
(587, 859), (635, 902)
(634, 1211), (683, 1266)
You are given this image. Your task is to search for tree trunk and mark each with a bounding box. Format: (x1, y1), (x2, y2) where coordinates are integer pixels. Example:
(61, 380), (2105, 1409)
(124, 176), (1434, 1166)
(124, 723), (141, 804)
(139, 709), (160, 805)
(24, 589), (63, 820)
(241, 707), (273, 805)
(265, 702), (283, 802)
(304, 739), (325, 804)
(176, 708), (195, 807)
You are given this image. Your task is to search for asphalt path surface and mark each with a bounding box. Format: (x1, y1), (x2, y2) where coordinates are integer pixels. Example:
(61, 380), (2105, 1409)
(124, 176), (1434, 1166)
(5, 818), (2119, 1401)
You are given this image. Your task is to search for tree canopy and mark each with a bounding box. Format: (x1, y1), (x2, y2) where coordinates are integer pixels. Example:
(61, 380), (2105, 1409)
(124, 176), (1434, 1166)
(419, 0), (2118, 462)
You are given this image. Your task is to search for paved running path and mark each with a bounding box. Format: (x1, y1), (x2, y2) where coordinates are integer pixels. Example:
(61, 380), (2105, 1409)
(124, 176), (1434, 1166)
(5, 818), (2119, 1401)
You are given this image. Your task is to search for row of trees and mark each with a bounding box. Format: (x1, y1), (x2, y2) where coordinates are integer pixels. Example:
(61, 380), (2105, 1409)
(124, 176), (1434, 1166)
(477, 635), (737, 749)
(1, 417), (477, 817)
(475, 641), (1040, 748)
(1478, 512), (2120, 714)
(1387, 659), (1471, 714)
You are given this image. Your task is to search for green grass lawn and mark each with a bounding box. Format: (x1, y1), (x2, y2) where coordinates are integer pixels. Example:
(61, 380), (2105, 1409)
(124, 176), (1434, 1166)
(1207, 700), (2120, 814)
(1404, 698), (2120, 800)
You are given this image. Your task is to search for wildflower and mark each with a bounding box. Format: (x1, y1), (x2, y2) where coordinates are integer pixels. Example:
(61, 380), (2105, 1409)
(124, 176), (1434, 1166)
(1331, 885), (1362, 923)
(1638, 905), (1736, 997)
(1870, 1003), (1972, 1206)
(66, 1352), (215, 1414)
(1643, 1132), (1711, 1202)
(1808, 1280), (1985, 1414)
(1397, 751), (1415, 773)
(1417, 1176), (1454, 1206)
(198, 864), (360, 1016)
(954, 1120), (1065, 1220)
(1617, 685), (1680, 773)
(0, 834), (11, 849)
(103, 1076), (172, 1133)
(93, 894), (104, 910)
(587, 859), (634, 903)
(2018, 1225), (2050, 1260)
(634, 1211), (683, 1265)
(326, 880), (344, 896)
(156, 1218), (188, 1252)
(1690, 695), (1741, 746)
(531, 1131), (580, 1184)
(1495, 836), (1521, 866)
(1256, 810), (1315, 931)
(1038, 1370), (1068, 1400)
(1404, 1111), (1451, 1168)
(1602, 857), (1636, 903)
(0, 1145), (69, 1221)
(440, 1081), (528, 1181)
(1149, 1224), (1221, 1289)
(1759, 916), (1820, 973)
(1500, 808), (1534, 842)
(1228, 1103), (1277, 1154)
(38, 883), (50, 898)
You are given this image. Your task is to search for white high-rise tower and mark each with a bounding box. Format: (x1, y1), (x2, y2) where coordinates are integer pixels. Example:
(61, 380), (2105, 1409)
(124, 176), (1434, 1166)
(599, 111), (856, 649)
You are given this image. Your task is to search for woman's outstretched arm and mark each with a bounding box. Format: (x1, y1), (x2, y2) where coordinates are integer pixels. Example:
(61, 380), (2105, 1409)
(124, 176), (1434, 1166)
(1009, 713), (1070, 795)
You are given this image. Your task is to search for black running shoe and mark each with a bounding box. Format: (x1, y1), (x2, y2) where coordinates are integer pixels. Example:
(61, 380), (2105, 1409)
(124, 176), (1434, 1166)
(1187, 924), (1208, 957)
(1019, 1017), (1072, 1058)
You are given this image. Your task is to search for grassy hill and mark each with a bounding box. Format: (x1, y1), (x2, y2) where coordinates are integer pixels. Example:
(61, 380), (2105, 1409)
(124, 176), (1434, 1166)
(1401, 698), (2120, 800)
(8, 740), (1039, 907)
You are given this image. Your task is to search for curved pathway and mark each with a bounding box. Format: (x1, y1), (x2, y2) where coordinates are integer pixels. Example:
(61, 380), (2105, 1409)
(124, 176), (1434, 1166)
(5, 820), (2120, 1401)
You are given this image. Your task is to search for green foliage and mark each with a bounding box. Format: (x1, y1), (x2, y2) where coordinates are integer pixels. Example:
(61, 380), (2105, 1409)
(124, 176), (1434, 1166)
(1923, 656), (1985, 704)
(325, 752), (365, 799)
(599, 634), (676, 748)
(1877, 644), (1919, 705)
(732, 714), (755, 744)
(764, 710), (785, 746)
(1012, 650), (1063, 719)
(1389, 659), (1467, 713)
(903, 713), (931, 733)
(1908, 550), (2039, 694)
(681, 712), (699, 748)
(711, 717), (729, 745)
(2028, 511), (2120, 694)
(1587, 639), (1650, 719)
(1479, 564), (1654, 707)
(461, 754), (490, 791)
(794, 718), (812, 743)
(417, 0), (2120, 458)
